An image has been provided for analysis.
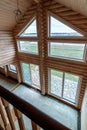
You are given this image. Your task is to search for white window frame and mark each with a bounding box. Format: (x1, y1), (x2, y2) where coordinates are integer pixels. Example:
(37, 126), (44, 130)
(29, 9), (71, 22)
(18, 17), (38, 37)
(48, 68), (82, 104)
(21, 62), (41, 90)
(18, 40), (39, 55)
(48, 41), (86, 62)
(8, 64), (17, 73)
(0, 66), (4, 69)
(48, 14), (83, 37)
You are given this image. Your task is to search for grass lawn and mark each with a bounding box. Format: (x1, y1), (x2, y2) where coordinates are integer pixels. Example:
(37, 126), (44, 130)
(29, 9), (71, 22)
(51, 69), (79, 82)
(50, 43), (85, 60)
(20, 41), (38, 54)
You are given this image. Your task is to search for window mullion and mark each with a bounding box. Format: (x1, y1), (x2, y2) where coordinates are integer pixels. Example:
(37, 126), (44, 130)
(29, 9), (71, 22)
(61, 72), (65, 98)
(49, 16), (51, 37)
(29, 64), (32, 85)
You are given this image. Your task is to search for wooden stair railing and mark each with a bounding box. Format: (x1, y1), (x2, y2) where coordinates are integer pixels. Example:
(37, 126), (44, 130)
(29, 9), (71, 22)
(0, 97), (25, 130)
(0, 97), (42, 130)
(0, 85), (69, 130)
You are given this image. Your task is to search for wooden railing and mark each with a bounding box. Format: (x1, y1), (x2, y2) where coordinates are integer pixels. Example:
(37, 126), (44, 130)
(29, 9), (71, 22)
(0, 85), (69, 130)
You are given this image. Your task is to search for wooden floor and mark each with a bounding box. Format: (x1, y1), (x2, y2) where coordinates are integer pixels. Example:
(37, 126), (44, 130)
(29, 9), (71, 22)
(0, 73), (80, 130)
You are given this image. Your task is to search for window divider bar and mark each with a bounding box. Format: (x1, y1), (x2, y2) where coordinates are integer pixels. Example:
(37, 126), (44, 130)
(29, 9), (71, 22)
(61, 72), (65, 98)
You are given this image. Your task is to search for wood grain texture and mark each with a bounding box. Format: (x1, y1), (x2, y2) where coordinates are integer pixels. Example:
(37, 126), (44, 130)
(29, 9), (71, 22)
(13, 0), (87, 109)
(0, 0), (32, 30)
(55, 0), (87, 17)
(0, 31), (17, 66)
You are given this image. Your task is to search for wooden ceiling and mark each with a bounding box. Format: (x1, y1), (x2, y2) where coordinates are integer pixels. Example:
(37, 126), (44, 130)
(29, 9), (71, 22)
(55, 0), (87, 17)
(0, 0), (32, 31)
(0, 0), (87, 31)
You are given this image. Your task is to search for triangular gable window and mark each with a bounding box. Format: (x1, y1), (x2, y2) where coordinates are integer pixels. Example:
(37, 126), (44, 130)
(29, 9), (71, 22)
(20, 19), (37, 37)
(49, 16), (83, 36)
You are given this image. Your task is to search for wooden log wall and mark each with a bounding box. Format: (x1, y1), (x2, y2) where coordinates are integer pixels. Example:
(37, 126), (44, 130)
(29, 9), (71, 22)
(0, 30), (20, 81)
(0, 63), (21, 82)
(13, 2), (38, 36)
(0, 67), (5, 75)
(0, 31), (17, 67)
(13, 0), (87, 109)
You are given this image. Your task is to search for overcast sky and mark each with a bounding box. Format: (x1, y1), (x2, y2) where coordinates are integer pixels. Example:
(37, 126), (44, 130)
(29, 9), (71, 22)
(24, 17), (82, 36)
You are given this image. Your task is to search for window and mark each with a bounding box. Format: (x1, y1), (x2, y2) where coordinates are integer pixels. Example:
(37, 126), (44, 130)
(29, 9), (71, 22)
(18, 18), (38, 55)
(19, 41), (38, 54)
(0, 66), (4, 69)
(20, 19), (37, 37)
(49, 69), (80, 103)
(8, 64), (17, 73)
(50, 70), (63, 97)
(17, 14), (84, 106)
(48, 42), (85, 60)
(49, 16), (83, 36)
(21, 62), (40, 89)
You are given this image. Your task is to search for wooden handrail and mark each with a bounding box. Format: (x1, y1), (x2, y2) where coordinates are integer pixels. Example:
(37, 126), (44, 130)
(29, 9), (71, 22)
(0, 85), (69, 130)
(0, 125), (4, 130)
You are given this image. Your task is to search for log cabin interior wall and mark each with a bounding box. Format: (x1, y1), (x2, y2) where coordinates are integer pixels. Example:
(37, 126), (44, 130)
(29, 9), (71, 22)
(55, 0), (87, 17)
(13, 0), (87, 109)
(0, 0), (87, 129)
(0, 0), (33, 80)
(0, 0), (87, 109)
(0, 31), (17, 66)
(0, 31), (20, 81)
(0, 0), (32, 30)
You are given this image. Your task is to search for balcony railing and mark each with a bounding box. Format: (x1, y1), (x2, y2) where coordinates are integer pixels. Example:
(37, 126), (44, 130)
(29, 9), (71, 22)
(0, 85), (69, 130)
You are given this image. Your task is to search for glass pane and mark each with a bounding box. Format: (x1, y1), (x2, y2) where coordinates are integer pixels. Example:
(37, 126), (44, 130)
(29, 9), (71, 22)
(50, 16), (82, 36)
(21, 19), (37, 37)
(9, 64), (16, 71)
(63, 73), (79, 103)
(21, 63), (40, 89)
(30, 64), (40, 88)
(50, 69), (63, 97)
(9, 64), (16, 72)
(21, 63), (31, 84)
(49, 42), (85, 60)
(19, 41), (38, 54)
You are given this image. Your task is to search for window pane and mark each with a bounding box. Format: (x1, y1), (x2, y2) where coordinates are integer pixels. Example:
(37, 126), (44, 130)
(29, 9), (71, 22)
(19, 41), (38, 54)
(30, 64), (40, 88)
(9, 64), (17, 72)
(50, 16), (82, 36)
(50, 69), (63, 97)
(49, 42), (85, 60)
(21, 63), (40, 89)
(21, 19), (37, 37)
(63, 73), (79, 103)
(21, 63), (31, 84)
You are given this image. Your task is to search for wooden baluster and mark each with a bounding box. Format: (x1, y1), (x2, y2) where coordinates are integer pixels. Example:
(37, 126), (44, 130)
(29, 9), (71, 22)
(31, 121), (40, 130)
(0, 98), (11, 130)
(0, 124), (4, 130)
(1, 98), (16, 130)
(14, 108), (26, 130)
